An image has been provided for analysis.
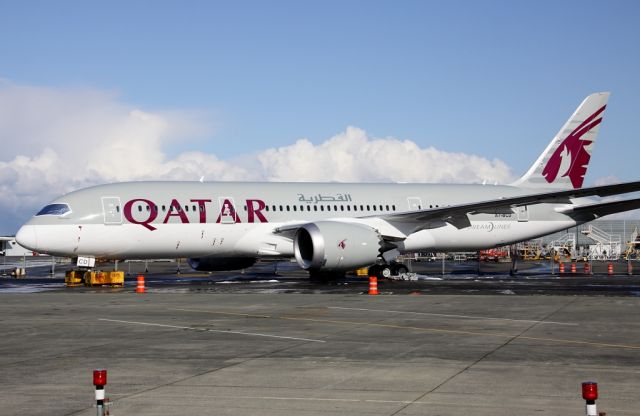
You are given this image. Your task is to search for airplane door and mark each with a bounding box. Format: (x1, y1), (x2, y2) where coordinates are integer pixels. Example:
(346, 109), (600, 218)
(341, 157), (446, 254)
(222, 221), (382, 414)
(517, 205), (529, 222)
(102, 197), (122, 225)
(407, 197), (422, 211)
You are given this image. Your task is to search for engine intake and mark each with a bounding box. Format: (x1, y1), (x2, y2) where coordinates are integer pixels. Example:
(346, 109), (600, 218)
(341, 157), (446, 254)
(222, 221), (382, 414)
(293, 221), (382, 271)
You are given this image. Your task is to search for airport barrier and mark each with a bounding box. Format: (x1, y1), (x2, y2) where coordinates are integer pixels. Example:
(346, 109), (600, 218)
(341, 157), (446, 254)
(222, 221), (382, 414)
(368, 276), (378, 295)
(135, 275), (146, 293)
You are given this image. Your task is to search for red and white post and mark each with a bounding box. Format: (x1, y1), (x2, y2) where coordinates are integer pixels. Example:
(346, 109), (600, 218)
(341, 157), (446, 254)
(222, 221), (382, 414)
(93, 369), (107, 416)
(582, 381), (598, 416)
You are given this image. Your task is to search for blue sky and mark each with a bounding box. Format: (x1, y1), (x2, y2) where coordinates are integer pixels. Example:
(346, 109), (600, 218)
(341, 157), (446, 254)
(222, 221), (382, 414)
(1, 0), (639, 233)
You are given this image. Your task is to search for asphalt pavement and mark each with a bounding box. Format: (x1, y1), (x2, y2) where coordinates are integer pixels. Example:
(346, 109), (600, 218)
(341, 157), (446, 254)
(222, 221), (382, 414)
(1, 259), (639, 415)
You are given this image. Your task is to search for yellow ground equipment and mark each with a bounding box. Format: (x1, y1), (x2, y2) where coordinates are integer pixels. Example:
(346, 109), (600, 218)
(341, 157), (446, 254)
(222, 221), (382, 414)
(84, 271), (125, 287)
(65, 270), (124, 287)
(516, 240), (543, 261)
(624, 226), (640, 260)
(64, 270), (84, 287)
(356, 267), (369, 277)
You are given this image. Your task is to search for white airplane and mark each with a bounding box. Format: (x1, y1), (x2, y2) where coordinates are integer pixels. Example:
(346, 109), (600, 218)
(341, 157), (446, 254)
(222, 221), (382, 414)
(15, 92), (640, 278)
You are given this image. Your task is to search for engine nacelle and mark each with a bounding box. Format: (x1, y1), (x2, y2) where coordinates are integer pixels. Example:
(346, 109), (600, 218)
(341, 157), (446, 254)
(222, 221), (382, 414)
(188, 256), (257, 271)
(293, 221), (382, 271)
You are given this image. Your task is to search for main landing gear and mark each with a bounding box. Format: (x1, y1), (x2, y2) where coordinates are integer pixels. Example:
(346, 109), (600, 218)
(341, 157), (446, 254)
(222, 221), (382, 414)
(307, 262), (409, 282)
(368, 262), (408, 279)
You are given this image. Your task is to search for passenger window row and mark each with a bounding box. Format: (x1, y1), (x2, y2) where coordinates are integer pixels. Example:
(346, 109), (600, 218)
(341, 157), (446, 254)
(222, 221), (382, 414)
(260, 204), (397, 212)
(116, 203), (399, 214)
(117, 204), (203, 213)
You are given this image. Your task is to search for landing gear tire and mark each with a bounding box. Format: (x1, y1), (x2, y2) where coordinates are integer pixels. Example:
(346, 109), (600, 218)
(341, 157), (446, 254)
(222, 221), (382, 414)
(370, 265), (392, 279)
(394, 264), (409, 275)
(380, 266), (393, 279)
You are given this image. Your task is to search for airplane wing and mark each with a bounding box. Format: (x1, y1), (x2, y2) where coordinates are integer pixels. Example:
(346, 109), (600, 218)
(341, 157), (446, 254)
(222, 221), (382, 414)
(273, 180), (640, 238)
(379, 180), (640, 232)
(562, 197), (640, 221)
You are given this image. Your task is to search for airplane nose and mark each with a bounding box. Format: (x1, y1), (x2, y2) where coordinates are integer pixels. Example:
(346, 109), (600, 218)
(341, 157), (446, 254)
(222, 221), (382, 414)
(15, 225), (38, 251)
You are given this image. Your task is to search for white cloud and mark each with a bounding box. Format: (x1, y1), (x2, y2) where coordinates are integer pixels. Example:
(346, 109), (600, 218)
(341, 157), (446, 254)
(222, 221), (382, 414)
(0, 81), (515, 234)
(256, 127), (512, 183)
(594, 175), (621, 187)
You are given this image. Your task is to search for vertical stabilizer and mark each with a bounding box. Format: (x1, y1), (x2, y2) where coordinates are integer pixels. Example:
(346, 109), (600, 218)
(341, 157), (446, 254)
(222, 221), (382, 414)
(513, 92), (610, 190)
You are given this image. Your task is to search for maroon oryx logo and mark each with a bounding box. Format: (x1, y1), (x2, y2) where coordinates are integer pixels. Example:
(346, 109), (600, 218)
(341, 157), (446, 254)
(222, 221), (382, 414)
(541, 105), (605, 189)
(338, 239), (347, 249)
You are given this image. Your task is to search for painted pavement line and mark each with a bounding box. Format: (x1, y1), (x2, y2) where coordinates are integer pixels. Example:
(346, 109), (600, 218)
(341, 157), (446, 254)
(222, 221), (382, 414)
(328, 306), (578, 326)
(99, 318), (325, 343)
(172, 308), (640, 350)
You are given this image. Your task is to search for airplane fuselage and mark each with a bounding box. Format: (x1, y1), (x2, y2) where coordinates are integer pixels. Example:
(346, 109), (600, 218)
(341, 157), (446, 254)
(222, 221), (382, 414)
(17, 181), (579, 260)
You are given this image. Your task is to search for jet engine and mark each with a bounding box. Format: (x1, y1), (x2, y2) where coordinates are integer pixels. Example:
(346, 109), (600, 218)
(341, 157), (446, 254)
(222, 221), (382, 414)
(293, 221), (382, 271)
(188, 256), (257, 271)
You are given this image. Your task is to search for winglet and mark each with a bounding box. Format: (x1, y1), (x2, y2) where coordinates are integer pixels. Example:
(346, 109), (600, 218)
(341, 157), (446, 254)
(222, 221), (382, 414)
(513, 92), (610, 190)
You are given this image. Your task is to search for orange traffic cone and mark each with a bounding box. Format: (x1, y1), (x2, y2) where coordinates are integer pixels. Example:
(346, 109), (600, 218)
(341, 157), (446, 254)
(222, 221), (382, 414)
(571, 263), (577, 274)
(368, 276), (378, 295)
(135, 275), (146, 293)
(559, 262), (565, 274)
(607, 263), (614, 276)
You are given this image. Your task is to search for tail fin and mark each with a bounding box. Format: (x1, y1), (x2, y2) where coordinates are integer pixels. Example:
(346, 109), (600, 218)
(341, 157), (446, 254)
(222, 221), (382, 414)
(513, 92), (610, 190)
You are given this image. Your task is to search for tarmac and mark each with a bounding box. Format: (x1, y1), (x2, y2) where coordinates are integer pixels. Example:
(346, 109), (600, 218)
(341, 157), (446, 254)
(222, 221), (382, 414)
(1, 260), (640, 415)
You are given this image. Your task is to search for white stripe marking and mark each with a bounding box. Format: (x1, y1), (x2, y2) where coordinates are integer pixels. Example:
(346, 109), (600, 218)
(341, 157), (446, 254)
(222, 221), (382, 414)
(328, 307), (577, 326)
(99, 318), (325, 343)
(200, 395), (424, 405)
(95, 389), (105, 400)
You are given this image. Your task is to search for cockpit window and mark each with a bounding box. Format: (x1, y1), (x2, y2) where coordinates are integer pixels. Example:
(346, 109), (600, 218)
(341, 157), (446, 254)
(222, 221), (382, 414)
(36, 203), (71, 216)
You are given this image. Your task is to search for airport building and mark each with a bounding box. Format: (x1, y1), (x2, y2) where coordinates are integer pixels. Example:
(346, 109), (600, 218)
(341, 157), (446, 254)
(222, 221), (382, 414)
(533, 218), (640, 260)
